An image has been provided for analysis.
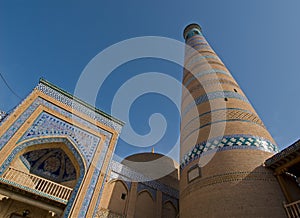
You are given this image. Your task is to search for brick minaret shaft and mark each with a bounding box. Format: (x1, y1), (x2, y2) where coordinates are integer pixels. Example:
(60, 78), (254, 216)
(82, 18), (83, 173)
(179, 24), (285, 217)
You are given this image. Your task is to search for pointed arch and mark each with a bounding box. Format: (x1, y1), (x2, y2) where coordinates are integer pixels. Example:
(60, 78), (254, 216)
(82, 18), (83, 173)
(0, 136), (86, 217)
(162, 200), (177, 218)
(134, 190), (155, 218)
(105, 179), (129, 215)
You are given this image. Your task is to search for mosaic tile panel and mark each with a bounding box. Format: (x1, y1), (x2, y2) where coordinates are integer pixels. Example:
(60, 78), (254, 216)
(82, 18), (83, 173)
(109, 160), (179, 199)
(183, 69), (231, 88)
(185, 27), (203, 40)
(0, 91), (115, 217)
(0, 137), (85, 218)
(22, 148), (77, 182)
(185, 55), (220, 68)
(182, 78), (240, 100)
(181, 108), (265, 143)
(19, 112), (100, 165)
(181, 135), (279, 169)
(182, 91), (249, 116)
(36, 83), (122, 133)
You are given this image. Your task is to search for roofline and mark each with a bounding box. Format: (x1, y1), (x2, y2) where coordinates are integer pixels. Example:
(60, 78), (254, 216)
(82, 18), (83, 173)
(39, 78), (125, 126)
(265, 139), (300, 167)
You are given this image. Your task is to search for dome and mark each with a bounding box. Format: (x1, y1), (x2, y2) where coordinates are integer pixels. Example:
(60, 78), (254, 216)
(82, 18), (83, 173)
(122, 152), (179, 189)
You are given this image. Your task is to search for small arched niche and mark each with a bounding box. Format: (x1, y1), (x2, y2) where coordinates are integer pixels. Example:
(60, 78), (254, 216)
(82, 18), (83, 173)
(134, 190), (155, 218)
(9, 142), (82, 188)
(162, 201), (177, 218)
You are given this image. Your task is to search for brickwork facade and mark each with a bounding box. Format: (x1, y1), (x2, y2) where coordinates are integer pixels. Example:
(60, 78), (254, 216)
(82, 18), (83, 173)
(180, 24), (286, 217)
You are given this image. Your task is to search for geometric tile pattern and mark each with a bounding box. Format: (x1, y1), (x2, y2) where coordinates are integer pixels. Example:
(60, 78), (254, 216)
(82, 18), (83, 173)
(19, 112), (100, 165)
(0, 80), (121, 218)
(184, 69), (231, 88)
(185, 55), (220, 69)
(0, 137), (85, 217)
(108, 160), (179, 199)
(22, 148), (77, 182)
(36, 81), (123, 133)
(181, 108), (265, 143)
(182, 78), (240, 100)
(181, 135), (279, 169)
(182, 91), (249, 116)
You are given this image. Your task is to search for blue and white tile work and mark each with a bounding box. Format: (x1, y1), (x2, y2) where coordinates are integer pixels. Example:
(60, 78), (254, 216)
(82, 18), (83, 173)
(182, 91), (249, 116)
(22, 148), (77, 182)
(36, 81), (123, 133)
(19, 112), (100, 165)
(0, 79), (123, 218)
(0, 137), (86, 217)
(108, 160), (179, 199)
(181, 135), (279, 169)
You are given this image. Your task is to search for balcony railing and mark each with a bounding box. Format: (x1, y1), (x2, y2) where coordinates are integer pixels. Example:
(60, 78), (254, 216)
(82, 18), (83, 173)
(284, 200), (300, 218)
(0, 167), (73, 204)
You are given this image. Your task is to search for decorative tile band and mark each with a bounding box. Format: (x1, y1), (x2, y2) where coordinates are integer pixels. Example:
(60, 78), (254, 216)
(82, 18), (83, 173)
(181, 109), (265, 143)
(185, 28), (203, 40)
(182, 91), (249, 116)
(184, 69), (231, 87)
(0, 137), (85, 218)
(36, 83), (123, 133)
(180, 135), (278, 169)
(0, 95), (113, 217)
(182, 108), (255, 131)
(108, 160), (179, 199)
(19, 112), (100, 166)
(185, 55), (220, 68)
(182, 78), (240, 101)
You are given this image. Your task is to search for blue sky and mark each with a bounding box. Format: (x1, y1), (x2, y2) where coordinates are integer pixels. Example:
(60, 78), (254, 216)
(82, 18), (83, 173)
(1, 1), (299, 160)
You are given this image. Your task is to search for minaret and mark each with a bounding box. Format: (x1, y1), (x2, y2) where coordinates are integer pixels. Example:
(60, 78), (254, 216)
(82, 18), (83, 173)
(180, 24), (285, 217)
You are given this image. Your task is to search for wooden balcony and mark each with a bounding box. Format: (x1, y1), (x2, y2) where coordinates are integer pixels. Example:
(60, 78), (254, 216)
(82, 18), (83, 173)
(0, 167), (73, 204)
(284, 200), (300, 218)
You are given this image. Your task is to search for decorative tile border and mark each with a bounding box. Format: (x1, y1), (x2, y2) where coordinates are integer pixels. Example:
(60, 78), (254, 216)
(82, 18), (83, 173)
(0, 137), (85, 218)
(182, 91), (249, 116)
(181, 135), (279, 169)
(181, 108), (265, 144)
(182, 78), (239, 100)
(108, 160), (179, 199)
(0, 95), (114, 217)
(19, 112), (100, 165)
(36, 82), (123, 133)
(185, 55), (220, 68)
(183, 69), (231, 88)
